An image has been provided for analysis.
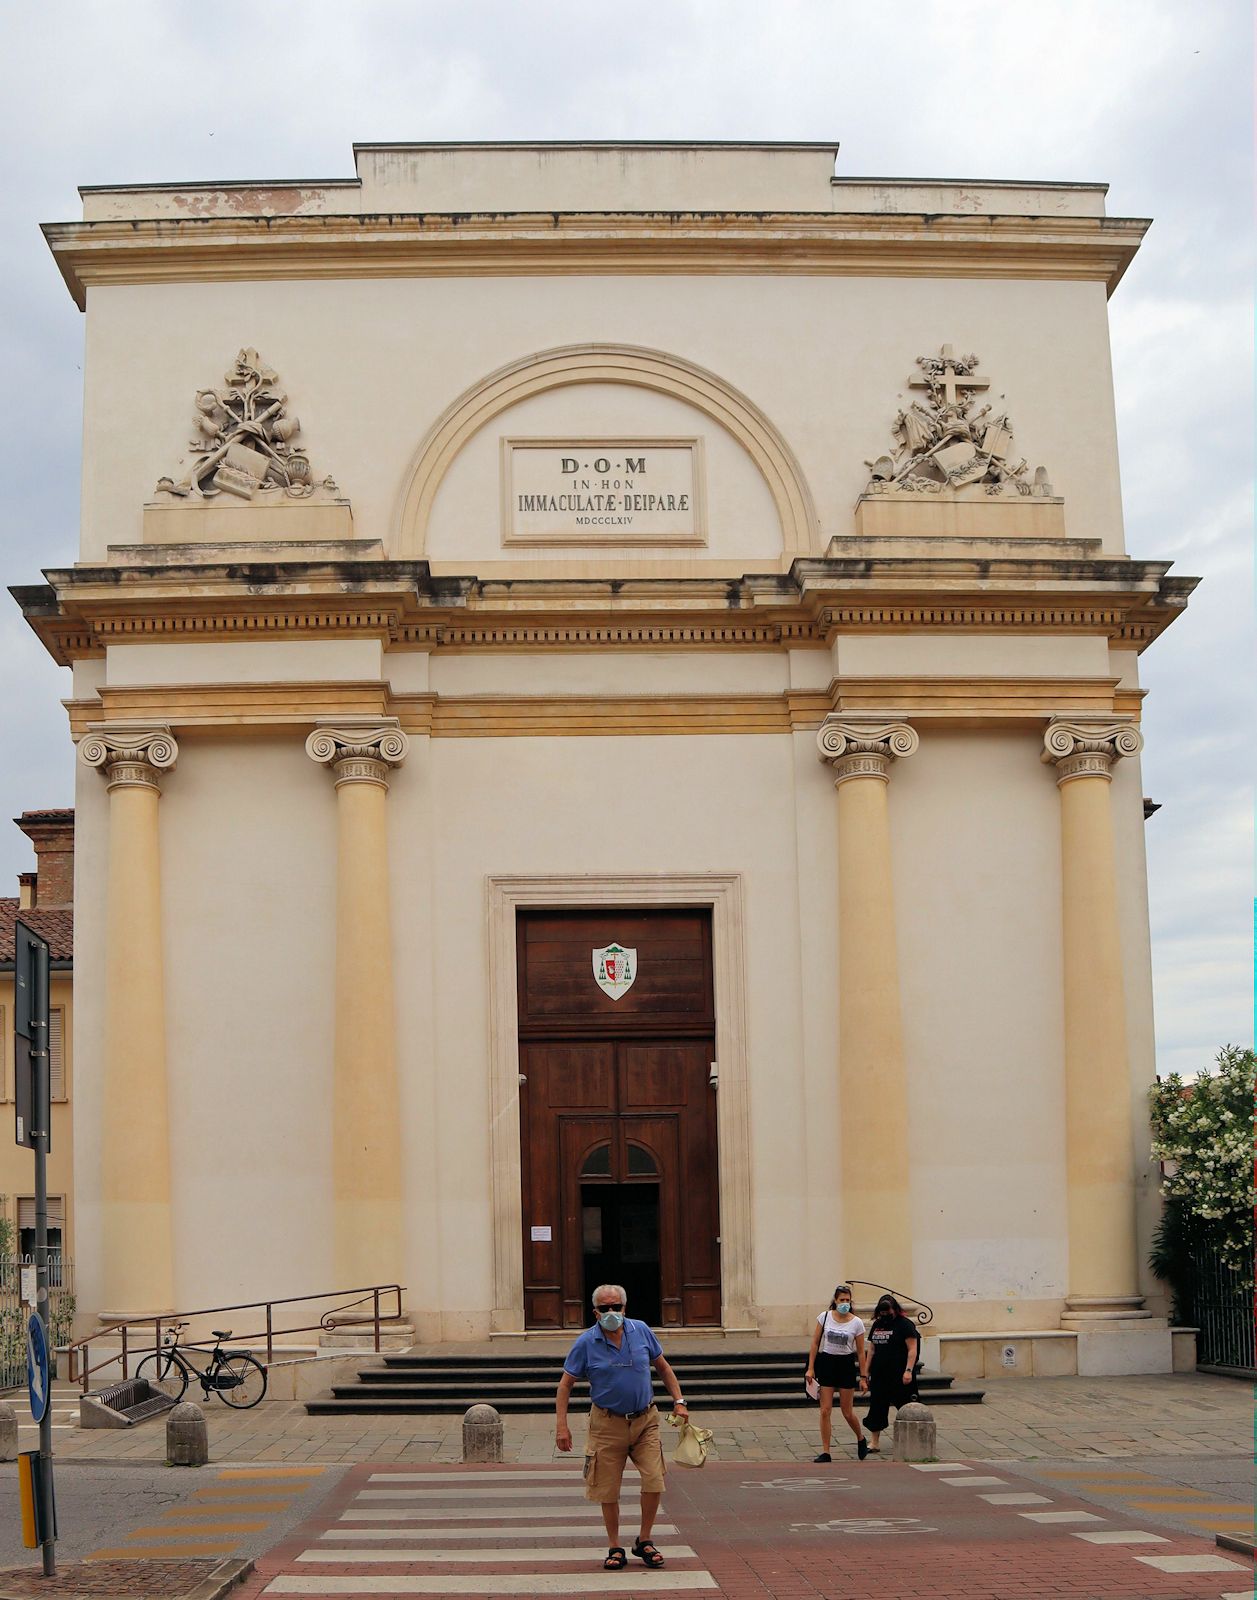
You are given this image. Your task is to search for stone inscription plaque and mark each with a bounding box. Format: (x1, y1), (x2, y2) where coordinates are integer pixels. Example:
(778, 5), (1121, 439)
(502, 437), (705, 545)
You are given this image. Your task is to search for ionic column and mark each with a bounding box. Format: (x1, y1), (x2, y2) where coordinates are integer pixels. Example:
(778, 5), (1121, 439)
(79, 724), (179, 1317)
(1042, 717), (1146, 1321)
(817, 716), (920, 1289)
(306, 721), (409, 1288)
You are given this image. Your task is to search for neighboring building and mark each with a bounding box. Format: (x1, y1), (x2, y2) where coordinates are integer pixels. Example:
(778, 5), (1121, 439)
(15, 143), (1196, 1373)
(0, 811), (74, 1264)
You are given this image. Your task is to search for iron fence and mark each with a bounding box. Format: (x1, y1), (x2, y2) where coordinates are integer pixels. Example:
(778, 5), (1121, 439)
(0, 1256), (76, 1391)
(1189, 1242), (1255, 1372)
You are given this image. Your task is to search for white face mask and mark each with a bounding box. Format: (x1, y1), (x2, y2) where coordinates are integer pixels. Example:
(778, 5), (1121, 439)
(598, 1309), (624, 1332)
(836, 1302), (851, 1315)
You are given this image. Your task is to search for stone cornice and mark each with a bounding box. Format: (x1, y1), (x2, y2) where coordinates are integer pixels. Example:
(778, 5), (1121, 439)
(43, 210), (1149, 310)
(12, 550), (1196, 666)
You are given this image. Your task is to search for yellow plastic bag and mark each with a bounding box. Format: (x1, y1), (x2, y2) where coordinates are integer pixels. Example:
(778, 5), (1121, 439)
(667, 1410), (714, 1468)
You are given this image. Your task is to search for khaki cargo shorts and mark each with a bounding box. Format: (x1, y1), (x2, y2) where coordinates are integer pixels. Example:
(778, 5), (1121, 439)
(583, 1402), (666, 1503)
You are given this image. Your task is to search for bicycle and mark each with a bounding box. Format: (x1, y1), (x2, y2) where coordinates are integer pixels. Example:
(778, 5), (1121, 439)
(135, 1322), (268, 1409)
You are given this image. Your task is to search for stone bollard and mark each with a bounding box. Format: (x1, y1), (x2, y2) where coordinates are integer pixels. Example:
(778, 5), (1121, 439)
(0, 1403), (16, 1462)
(462, 1403), (503, 1463)
(166, 1401), (209, 1467)
(892, 1399), (937, 1463)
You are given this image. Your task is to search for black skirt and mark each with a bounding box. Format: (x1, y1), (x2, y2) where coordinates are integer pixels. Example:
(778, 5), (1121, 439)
(814, 1351), (859, 1390)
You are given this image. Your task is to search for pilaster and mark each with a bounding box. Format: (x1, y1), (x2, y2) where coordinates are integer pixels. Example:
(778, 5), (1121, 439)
(306, 720), (409, 1291)
(79, 724), (179, 1318)
(817, 715), (919, 1293)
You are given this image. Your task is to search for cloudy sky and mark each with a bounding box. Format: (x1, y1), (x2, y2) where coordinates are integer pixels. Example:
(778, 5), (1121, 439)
(0, 1), (1250, 1076)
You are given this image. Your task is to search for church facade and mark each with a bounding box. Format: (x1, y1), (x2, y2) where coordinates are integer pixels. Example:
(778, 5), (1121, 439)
(18, 143), (1196, 1375)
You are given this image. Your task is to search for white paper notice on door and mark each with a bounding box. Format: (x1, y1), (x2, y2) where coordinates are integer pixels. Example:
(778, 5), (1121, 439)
(530, 1225), (552, 1242)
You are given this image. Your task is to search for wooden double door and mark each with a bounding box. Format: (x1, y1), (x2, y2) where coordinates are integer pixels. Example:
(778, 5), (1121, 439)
(518, 909), (721, 1329)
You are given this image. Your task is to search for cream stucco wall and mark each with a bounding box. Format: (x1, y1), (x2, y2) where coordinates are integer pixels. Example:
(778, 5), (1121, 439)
(66, 694), (1157, 1334)
(79, 273), (1125, 564)
(51, 148), (1183, 1348)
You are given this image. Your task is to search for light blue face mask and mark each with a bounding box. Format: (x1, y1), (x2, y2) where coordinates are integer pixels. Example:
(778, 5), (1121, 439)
(598, 1309), (625, 1332)
(837, 1302), (852, 1314)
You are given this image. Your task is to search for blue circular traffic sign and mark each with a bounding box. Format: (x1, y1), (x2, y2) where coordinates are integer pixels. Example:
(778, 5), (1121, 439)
(26, 1313), (49, 1424)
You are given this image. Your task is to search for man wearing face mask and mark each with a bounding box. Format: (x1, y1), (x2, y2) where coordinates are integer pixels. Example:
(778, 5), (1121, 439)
(555, 1284), (689, 1572)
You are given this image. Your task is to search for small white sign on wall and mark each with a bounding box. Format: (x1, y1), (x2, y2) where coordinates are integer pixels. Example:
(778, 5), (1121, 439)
(530, 1225), (552, 1243)
(1001, 1344), (1017, 1368)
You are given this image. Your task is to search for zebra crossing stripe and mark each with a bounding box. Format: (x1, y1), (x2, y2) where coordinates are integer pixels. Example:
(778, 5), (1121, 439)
(368, 1472), (582, 1483)
(264, 1576), (719, 1594)
(359, 1487), (586, 1500)
(296, 1545), (699, 1564)
(319, 1524), (679, 1540)
(341, 1506), (602, 1521)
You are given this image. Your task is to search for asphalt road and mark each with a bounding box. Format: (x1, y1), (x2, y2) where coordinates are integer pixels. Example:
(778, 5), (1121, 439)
(0, 1460), (345, 1567)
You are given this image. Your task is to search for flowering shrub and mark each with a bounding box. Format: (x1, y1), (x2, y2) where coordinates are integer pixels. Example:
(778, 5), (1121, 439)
(1148, 1044), (1255, 1275)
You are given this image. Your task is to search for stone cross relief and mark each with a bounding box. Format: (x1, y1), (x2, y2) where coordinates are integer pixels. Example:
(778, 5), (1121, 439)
(864, 344), (1054, 498)
(155, 348), (337, 502)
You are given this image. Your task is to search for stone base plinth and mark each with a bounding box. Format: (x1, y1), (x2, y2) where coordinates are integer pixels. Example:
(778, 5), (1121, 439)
(141, 496), (354, 544)
(854, 490), (1066, 539)
(1171, 1327), (1198, 1373)
(1075, 1322), (1173, 1377)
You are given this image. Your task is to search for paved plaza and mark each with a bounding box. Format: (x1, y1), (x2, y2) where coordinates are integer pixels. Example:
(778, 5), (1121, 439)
(34, 1372), (1253, 1467)
(0, 1373), (1248, 1598)
(237, 1460), (1252, 1600)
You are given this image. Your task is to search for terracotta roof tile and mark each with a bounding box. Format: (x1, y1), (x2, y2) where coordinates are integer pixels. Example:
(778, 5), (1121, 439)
(0, 900), (74, 964)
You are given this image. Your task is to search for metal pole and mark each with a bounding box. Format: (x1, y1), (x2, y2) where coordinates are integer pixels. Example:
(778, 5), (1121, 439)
(31, 939), (54, 1577)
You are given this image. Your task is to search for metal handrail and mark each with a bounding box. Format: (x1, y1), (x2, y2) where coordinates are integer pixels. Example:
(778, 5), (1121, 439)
(845, 1280), (935, 1327)
(64, 1281), (406, 1392)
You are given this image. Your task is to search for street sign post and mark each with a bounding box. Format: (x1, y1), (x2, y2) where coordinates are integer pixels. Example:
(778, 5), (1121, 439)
(13, 921), (56, 1577)
(26, 1315), (49, 1426)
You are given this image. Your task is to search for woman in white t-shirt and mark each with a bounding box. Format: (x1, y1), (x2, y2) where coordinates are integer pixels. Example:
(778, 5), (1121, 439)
(805, 1283), (870, 1462)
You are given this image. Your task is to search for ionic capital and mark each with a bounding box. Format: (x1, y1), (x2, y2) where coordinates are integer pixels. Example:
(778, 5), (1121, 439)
(305, 720), (409, 790)
(79, 724), (179, 793)
(817, 715), (920, 786)
(1042, 717), (1143, 785)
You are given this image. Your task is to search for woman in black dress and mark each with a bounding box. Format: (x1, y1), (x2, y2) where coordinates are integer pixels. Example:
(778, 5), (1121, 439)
(863, 1293), (919, 1454)
(805, 1283), (869, 1462)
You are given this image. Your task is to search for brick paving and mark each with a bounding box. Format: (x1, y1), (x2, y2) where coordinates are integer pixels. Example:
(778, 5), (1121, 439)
(234, 1461), (1254, 1599)
(0, 1557), (248, 1598)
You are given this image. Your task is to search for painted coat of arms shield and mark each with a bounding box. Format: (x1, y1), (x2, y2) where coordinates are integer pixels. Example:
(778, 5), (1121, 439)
(593, 942), (637, 1000)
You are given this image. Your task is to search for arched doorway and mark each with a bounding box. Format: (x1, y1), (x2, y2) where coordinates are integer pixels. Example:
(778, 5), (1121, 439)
(517, 908), (721, 1329)
(579, 1138), (663, 1326)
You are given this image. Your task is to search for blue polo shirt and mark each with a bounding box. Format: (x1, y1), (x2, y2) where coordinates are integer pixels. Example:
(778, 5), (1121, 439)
(563, 1318), (662, 1413)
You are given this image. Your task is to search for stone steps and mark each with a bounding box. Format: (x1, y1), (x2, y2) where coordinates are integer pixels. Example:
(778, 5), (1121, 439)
(306, 1349), (984, 1416)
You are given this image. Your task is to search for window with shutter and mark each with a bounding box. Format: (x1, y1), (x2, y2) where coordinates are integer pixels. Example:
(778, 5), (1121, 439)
(18, 1198), (64, 1230)
(49, 1009), (65, 1101)
(17, 1197), (65, 1278)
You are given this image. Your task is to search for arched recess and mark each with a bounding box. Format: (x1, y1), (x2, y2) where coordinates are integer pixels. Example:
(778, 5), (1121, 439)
(394, 343), (820, 557)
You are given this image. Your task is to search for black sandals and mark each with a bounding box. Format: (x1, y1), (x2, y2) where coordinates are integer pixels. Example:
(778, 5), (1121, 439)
(603, 1547), (628, 1570)
(632, 1537), (666, 1568)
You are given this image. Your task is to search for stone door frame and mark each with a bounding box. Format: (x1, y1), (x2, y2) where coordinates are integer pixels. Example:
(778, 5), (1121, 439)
(487, 873), (755, 1332)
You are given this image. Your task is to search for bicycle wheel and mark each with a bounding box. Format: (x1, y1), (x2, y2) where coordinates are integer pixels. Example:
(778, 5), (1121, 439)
(136, 1350), (188, 1401)
(213, 1351), (267, 1409)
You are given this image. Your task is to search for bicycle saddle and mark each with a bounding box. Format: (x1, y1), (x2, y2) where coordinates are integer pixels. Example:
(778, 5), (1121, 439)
(211, 1328), (232, 1339)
